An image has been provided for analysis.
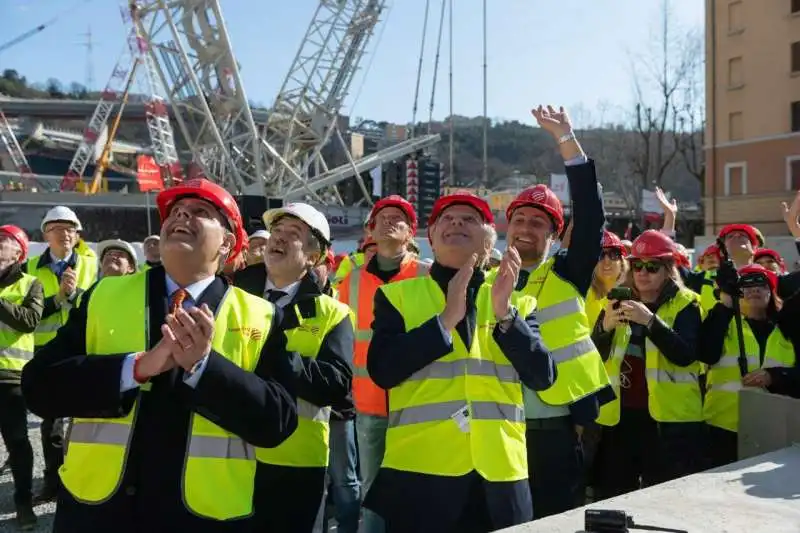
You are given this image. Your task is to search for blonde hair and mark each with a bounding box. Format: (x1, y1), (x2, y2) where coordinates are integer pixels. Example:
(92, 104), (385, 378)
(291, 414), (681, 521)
(591, 256), (629, 299)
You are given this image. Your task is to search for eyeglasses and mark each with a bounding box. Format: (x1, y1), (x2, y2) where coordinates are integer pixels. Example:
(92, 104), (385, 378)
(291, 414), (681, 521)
(631, 260), (664, 274)
(601, 249), (622, 261)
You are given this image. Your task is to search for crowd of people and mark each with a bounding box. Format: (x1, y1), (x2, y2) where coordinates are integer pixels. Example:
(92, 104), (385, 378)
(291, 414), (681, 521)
(0, 104), (794, 532)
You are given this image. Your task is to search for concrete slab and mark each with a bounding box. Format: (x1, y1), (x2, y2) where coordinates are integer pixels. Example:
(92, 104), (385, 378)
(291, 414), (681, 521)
(499, 446), (800, 533)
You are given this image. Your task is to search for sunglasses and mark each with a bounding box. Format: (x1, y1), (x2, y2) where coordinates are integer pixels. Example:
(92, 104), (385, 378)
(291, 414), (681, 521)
(631, 260), (664, 274)
(601, 249), (622, 261)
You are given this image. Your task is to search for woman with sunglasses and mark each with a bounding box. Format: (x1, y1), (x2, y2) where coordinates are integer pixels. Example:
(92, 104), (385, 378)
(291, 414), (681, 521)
(589, 230), (704, 500)
(698, 264), (797, 468)
(585, 231), (629, 329)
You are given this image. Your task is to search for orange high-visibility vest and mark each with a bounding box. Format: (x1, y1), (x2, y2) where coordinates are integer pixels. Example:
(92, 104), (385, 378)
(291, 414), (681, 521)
(338, 256), (428, 416)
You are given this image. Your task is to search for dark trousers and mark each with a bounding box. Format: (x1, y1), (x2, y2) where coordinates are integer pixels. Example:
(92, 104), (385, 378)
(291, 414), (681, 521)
(0, 383), (34, 505)
(706, 425), (738, 469)
(40, 416), (64, 487)
(526, 417), (585, 520)
(594, 408), (706, 500)
(253, 463), (326, 533)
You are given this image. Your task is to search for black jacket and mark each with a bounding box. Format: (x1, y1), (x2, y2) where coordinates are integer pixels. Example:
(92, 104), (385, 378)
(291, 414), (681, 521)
(232, 264), (354, 416)
(0, 263), (44, 384)
(21, 266), (298, 533)
(592, 280), (703, 368)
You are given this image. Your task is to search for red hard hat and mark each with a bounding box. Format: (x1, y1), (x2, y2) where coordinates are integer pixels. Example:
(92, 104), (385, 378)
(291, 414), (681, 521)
(602, 230), (626, 255)
(156, 179), (245, 264)
(428, 191), (494, 227)
(629, 230), (677, 260)
(753, 248), (786, 273)
(738, 264), (778, 293)
(700, 243), (721, 260)
(368, 195), (418, 234)
(719, 224), (759, 247)
(0, 225), (29, 262)
(506, 184), (565, 234)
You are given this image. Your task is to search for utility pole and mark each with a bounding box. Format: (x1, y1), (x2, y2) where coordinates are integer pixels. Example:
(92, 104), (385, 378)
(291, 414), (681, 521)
(78, 26), (94, 90)
(481, 0), (488, 187)
(448, 0), (454, 185)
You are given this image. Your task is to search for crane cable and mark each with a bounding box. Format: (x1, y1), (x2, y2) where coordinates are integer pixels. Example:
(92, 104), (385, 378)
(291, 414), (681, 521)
(0, 0), (95, 55)
(426, 0), (447, 134)
(409, 0), (431, 139)
(348, 2), (394, 116)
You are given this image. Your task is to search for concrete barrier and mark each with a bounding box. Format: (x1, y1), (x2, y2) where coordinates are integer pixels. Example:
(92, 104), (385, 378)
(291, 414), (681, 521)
(739, 388), (800, 460)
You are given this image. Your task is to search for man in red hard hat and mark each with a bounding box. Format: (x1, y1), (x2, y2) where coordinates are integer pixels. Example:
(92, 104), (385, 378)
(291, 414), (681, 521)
(364, 191), (555, 531)
(22, 179), (298, 532)
(337, 193), (426, 533)
(502, 105), (612, 519)
(753, 248), (786, 274)
(0, 225), (43, 529)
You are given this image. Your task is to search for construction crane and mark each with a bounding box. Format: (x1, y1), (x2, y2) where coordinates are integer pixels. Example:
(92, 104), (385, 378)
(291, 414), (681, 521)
(78, 61), (139, 194)
(61, 2), (183, 192)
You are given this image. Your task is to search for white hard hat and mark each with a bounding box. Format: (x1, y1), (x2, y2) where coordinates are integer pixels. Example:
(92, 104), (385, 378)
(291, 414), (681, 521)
(249, 229), (271, 241)
(97, 239), (138, 269)
(41, 206), (82, 232)
(490, 248), (502, 261)
(263, 203), (331, 245)
(143, 234), (160, 244)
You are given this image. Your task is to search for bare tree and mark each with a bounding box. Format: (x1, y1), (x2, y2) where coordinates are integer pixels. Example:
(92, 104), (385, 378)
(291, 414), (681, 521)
(673, 55), (705, 184)
(628, 0), (704, 194)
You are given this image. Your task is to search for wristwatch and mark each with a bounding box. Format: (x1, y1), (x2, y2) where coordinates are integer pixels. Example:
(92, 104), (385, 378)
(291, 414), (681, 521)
(497, 307), (518, 332)
(557, 133), (576, 145)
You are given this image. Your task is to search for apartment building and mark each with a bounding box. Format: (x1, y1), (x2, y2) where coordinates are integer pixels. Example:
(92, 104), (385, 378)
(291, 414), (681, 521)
(705, 0), (800, 235)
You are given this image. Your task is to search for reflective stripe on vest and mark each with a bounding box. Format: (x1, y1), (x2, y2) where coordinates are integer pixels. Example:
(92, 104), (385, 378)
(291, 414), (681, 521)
(0, 273), (37, 372)
(597, 288), (703, 426)
(704, 321), (796, 432)
(511, 258), (610, 406)
(69, 421), (256, 460)
(340, 257), (427, 416)
(378, 276), (535, 481)
(60, 271), (271, 520)
(255, 294), (349, 468)
(27, 253), (97, 346)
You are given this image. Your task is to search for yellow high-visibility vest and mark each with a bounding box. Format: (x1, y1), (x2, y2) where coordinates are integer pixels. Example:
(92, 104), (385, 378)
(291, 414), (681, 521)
(256, 294), (352, 467)
(333, 252), (365, 285)
(504, 258), (610, 406)
(704, 321), (796, 432)
(60, 271), (273, 520)
(378, 276), (536, 482)
(26, 252), (97, 346)
(699, 270), (717, 313)
(0, 273), (37, 372)
(585, 289), (607, 331)
(597, 288), (703, 426)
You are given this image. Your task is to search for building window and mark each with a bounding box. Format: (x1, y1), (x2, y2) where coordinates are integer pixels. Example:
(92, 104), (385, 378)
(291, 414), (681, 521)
(793, 101), (800, 132)
(729, 111), (744, 141)
(789, 157), (800, 191)
(725, 162), (747, 196)
(728, 57), (744, 87)
(728, 1), (744, 33)
(793, 0), (800, 14)
(793, 41), (800, 73)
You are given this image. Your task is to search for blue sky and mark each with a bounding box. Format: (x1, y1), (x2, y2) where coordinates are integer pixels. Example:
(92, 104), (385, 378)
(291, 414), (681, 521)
(1, 0), (704, 126)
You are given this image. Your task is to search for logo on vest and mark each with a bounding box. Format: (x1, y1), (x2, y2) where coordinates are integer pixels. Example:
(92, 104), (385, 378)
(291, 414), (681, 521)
(295, 324), (321, 336)
(228, 327), (264, 341)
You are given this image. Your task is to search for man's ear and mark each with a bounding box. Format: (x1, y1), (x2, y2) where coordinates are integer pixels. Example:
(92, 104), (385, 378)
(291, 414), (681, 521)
(220, 231), (236, 258)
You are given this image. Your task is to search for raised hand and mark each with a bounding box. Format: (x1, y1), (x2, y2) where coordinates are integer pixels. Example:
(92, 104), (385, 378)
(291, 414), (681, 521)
(440, 254), (477, 331)
(531, 105), (573, 138)
(492, 247), (521, 319)
(655, 187), (678, 218)
(781, 190), (800, 238)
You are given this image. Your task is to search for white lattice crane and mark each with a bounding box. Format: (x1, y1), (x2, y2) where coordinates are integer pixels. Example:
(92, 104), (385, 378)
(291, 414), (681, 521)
(262, 0), (386, 199)
(130, 0), (267, 192)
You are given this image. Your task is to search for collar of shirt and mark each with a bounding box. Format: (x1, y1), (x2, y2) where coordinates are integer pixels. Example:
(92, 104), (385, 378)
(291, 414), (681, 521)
(48, 250), (74, 271)
(264, 278), (301, 305)
(165, 273), (216, 304)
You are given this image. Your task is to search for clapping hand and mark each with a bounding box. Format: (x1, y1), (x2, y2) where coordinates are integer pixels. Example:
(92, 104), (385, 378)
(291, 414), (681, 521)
(492, 247), (521, 319)
(164, 305), (215, 371)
